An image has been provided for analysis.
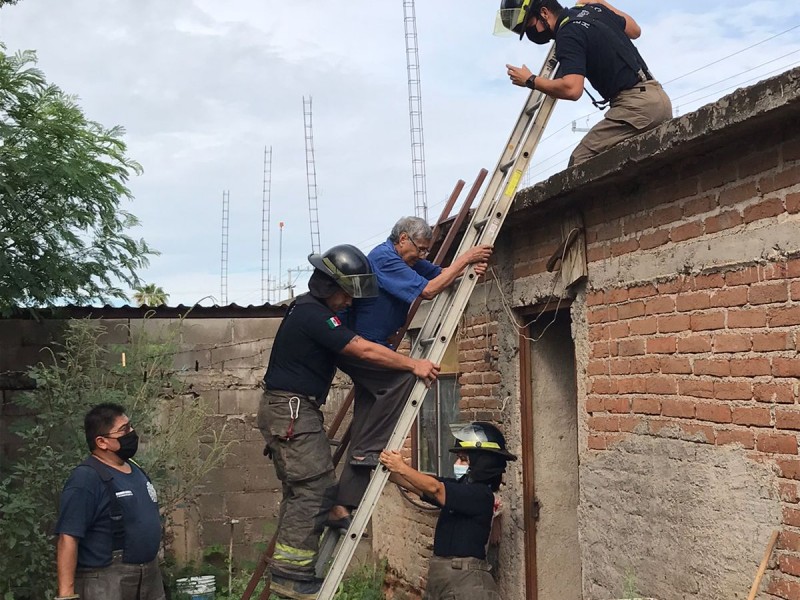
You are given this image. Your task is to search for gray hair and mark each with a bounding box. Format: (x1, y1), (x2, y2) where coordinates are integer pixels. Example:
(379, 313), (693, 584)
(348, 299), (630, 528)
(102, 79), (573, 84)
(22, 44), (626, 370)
(389, 216), (432, 244)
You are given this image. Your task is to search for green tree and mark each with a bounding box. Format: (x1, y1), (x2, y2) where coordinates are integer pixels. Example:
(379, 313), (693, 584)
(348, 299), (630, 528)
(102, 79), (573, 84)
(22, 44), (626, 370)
(0, 47), (155, 314)
(133, 283), (170, 307)
(0, 319), (229, 599)
(0, 1), (20, 6)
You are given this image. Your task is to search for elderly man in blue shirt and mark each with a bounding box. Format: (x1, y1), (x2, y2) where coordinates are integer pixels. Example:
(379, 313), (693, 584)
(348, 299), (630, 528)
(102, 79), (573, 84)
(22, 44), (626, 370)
(330, 216), (491, 524)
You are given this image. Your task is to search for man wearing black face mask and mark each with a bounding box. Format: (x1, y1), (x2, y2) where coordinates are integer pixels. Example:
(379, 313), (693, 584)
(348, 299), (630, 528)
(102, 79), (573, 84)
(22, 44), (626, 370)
(55, 403), (165, 600)
(499, 0), (672, 166)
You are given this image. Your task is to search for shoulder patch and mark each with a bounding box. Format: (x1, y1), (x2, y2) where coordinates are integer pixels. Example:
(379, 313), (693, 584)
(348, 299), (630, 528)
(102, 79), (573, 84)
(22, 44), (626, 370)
(326, 316), (341, 329)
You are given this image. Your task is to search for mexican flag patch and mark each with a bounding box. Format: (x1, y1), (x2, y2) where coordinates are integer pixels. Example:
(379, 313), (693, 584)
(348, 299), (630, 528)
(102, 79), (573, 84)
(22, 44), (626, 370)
(326, 316), (342, 329)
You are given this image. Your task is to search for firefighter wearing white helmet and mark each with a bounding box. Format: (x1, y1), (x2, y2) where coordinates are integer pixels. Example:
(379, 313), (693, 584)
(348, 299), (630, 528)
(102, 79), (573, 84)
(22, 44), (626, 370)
(498, 0), (672, 166)
(258, 244), (440, 600)
(380, 422), (518, 599)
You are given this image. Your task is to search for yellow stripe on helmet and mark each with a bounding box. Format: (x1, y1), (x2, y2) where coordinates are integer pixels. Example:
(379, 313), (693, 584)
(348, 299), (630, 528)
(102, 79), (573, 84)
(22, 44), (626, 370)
(456, 440), (502, 450)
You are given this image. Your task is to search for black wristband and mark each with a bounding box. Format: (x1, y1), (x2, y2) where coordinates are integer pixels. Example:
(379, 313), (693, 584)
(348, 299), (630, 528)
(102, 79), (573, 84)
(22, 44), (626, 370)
(525, 75), (537, 90)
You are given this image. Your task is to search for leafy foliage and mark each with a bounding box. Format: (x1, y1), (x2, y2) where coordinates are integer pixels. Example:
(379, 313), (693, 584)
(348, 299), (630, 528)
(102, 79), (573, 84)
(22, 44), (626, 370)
(133, 283), (170, 307)
(0, 46), (155, 313)
(0, 319), (230, 599)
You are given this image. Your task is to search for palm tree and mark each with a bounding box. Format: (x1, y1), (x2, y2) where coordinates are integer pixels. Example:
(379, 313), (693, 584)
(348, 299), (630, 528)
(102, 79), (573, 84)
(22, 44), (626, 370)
(132, 284), (169, 307)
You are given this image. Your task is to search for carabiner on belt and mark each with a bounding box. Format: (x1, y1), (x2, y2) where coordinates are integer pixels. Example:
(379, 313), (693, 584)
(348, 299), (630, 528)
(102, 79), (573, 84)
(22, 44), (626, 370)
(285, 396), (300, 439)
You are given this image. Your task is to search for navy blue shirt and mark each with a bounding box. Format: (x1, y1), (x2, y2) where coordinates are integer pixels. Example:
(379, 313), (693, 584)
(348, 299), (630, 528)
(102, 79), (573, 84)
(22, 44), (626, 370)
(424, 478), (495, 559)
(264, 293), (357, 400)
(554, 4), (643, 100)
(55, 459), (161, 567)
(348, 240), (441, 346)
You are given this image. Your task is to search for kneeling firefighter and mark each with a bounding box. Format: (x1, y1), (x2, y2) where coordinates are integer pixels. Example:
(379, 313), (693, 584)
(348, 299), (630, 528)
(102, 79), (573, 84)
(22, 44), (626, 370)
(380, 421), (517, 600)
(258, 244), (440, 600)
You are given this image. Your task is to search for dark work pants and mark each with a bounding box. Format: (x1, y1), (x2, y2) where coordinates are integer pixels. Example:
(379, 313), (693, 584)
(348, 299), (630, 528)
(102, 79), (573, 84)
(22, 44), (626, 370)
(258, 391), (337, 580)
(75, 553), (166, 600)
(335, 356), (416, 508)
(424, 556), (500, 600)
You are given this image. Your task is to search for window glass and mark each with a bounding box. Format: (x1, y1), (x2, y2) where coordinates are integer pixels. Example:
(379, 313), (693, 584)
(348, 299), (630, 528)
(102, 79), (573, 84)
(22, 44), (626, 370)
(417, 375), (459, 476)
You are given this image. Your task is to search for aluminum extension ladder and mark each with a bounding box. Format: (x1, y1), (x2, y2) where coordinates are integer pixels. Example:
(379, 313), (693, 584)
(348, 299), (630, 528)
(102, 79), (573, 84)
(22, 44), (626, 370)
(315, 44), (560, 600)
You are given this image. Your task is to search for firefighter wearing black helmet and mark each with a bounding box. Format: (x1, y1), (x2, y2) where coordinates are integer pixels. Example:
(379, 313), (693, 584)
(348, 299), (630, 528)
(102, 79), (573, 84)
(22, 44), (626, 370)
(380, 422), (518, 600)
(499, 0), (672, 166)
(258, 244), (440, 600)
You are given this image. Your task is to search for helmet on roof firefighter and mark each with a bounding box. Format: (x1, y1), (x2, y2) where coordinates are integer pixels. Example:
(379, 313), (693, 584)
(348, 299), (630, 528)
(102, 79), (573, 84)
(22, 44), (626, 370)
(448, 422), (518, 460)
(495, 0), (554, 44)
(308, 244), (378, 299)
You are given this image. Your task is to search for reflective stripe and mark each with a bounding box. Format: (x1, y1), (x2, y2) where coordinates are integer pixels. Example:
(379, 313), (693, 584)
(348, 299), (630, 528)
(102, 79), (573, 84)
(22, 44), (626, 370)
(456, 440), (501, 450)
(274, 543), (315, 566)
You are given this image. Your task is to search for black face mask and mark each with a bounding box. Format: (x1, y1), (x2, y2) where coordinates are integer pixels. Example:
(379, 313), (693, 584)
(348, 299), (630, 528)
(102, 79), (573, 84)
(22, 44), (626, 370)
(525, 24), (553, 44)
(113, 430), (139, 461)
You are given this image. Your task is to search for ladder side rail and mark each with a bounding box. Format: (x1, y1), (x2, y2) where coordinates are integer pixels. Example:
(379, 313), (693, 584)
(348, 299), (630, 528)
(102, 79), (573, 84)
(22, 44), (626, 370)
(318, 48), (561, 600)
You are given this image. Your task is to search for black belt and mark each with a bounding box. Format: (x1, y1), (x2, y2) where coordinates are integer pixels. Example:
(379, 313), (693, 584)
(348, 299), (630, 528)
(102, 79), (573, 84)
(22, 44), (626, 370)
(265, 389), (317, 402)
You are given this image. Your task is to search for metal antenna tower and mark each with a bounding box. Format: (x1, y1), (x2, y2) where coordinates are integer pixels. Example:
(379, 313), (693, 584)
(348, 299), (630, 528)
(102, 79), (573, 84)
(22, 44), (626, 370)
(261, 146), (273, 304)
(303, 96), (322, 254)
(220, 189), (230, 305)
(403, 0), (428, 222)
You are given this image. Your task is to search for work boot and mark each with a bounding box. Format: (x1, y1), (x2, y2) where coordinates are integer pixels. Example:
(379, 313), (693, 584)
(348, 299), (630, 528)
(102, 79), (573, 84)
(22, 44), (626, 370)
(270, 574), (321, 600)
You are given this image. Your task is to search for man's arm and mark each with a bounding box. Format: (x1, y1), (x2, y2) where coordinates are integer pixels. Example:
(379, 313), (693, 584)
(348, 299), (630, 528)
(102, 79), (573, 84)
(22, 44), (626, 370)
(420, 245), (492, 300)
(340, 335), (439, 384)
(507, 64), (585, 101)
(56, 533), (79, 597)
(583, 0), (641, 38)
(380, 450), (446, 505)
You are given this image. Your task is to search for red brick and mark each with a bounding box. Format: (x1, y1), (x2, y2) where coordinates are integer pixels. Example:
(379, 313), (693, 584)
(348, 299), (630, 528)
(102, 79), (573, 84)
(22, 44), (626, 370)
(780, 554), (800, 578)
(656, 279), (684, 294)
(792, 281), (800, 301)
(725, 266), (760, 286)
(603, 397), (631, 414)
(715, 380), (753, 401)
(728, 308), (768, 328)
(679, 422), (715, 444)
(719, 180), (757, 207)
(639, 229), (670, 250)
(629, 317), (657, 336)
(778, 409), (800, 431)
(661, 398), (696, 418)
(617, 301), (645, 319)
(657, 314), (690, 333)
(645, 296), (676, 315)
(755, 382), (796, 404)
(715, 428), (754, 448)
(632, 397), (661, 415)
(586, 244), (610, 263)
(652, 203), (683, 226)
(588, 434), (608, 450)
(762, 261), (789, 280)
(591, 379), (617, 395)
(625, 212), (654, 234)
(617, 377), (647, 394)
(768, 574), (800, 599)
(670, 221), (704, 242)
(646, 337), (676, 354)
(778, 459), (800, 480)
(695, 402), (732, 423)
(758, 432), (798, 454)
(780, 481), (800, 503)
(769, 307), (800, 327)
(682, 195), (716, 217)
(607, 288), (629, 303)
(586, 395), (605, 413)
(660, 356), (692, 374)
(753, 331), (790, 351)
(628, 357), (660, 374)
(679, 379), (714, 399)
(676, 292), (711, 312)
(749, 281), (789, 305)
(782, 529), (800, 551)
(729, 357), (772, 377)
(787, 191), (800, 214)
(709, 287), (748, 308)
(611, 238), (639, 257)
(760, 163), (800, 194)
(713, 333), (752, 353)
(588, 415), (620, 432)
(586, 290), (605, 306)
(618, 338), (646, 357)
(705, 210), (743, 234)
(590, 342), (611, 359)
(691, 273), (726, 290)
(645, 377), (678, 395)
(618, 416), (642, 433)
(744, 197), (785, 223)
(609, 359), (632, 375)
(774, 358), (800, 378)
(587, 360), (608, 376)
(627, 284), (658, 300)
(693, 359), (730, 376)
(690, 312), (725, 331)
(677, 335), (713, 353)
(732, 406), (772, 426)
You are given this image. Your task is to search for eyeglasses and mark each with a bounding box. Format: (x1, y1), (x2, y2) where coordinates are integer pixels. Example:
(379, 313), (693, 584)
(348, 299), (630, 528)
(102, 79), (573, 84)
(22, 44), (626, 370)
(102, 422), (134, 438)
(407, 236), (430, 258)
(456, 452), (469, 462)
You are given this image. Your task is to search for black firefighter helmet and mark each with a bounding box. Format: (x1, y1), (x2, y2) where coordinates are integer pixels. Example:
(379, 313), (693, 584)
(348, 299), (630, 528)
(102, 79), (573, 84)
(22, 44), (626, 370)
(308, 244), (379, 299)
(448, 421), (518, 461)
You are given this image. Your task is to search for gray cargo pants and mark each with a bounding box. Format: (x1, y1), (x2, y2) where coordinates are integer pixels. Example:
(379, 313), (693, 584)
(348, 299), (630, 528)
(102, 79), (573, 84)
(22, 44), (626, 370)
(258, 390), (337, 581)
(74, 553), (165, 600)
(424, 556), (500, 600)
(335, 356), (416, 509)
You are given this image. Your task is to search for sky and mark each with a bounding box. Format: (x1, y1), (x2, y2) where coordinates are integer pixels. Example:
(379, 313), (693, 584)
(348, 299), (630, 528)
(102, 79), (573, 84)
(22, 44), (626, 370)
(1, 1), (798, 307)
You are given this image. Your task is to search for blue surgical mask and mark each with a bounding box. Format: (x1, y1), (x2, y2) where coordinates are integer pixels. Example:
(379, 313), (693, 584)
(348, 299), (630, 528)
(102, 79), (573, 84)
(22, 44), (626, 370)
(453, 464), (469, 479)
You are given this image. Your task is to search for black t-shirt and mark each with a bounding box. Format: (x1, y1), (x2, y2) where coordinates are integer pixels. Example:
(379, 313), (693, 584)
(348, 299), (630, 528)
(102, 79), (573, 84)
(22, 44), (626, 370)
(554, 4), (643, 100)
(424, 478), (495, 560)
(55, 459), (162, 567)
(264, 293), (357, 401)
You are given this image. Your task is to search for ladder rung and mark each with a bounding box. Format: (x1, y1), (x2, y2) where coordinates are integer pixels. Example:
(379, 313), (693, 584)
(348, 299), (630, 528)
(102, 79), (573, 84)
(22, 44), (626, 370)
(525, 98), (544, 116)
(499, 159), (515, 174)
